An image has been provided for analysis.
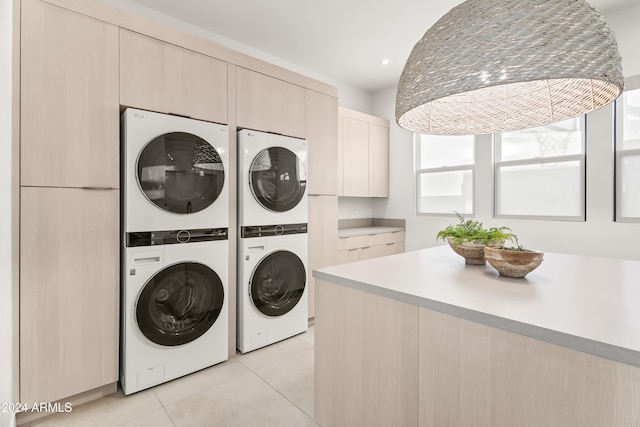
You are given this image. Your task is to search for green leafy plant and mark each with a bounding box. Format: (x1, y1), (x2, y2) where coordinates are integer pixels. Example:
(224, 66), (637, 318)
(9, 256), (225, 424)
(436, 212), (516, 247)
(498, 237), (532, 252)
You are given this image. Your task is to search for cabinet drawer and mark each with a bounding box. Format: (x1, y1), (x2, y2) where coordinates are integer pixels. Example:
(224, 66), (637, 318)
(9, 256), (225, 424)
(337, 248), (361, 264)
(385, 231), (405, 244)
(338, 235), (368, 251)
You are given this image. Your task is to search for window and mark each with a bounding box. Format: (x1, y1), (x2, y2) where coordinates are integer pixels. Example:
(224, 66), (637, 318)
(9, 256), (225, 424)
(494, 116), (586, 220)
(415, 134), (474, 215)
(616, 87), (640, 221)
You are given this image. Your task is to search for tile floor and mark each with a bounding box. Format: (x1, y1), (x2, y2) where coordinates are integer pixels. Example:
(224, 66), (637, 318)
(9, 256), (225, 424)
(25, 326), (317, 427)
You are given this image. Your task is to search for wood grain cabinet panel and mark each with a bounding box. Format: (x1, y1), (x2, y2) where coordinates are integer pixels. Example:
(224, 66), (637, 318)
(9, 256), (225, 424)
(342, 116), (369, 197)
(20, 0), (119, 188)
(306, 90), (338, 196)
(20, 187), (119, 405)
(308, 195), (338, 318)
(338, 107), (390, 198)
(236, 67), (306, 138)
(368, 123), (390, 197)
(120, 29), (228, 124)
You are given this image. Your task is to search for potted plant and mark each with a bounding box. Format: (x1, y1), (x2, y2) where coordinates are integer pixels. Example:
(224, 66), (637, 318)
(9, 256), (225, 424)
(484, 241), (544, 278)
(436, 213), (516, 265)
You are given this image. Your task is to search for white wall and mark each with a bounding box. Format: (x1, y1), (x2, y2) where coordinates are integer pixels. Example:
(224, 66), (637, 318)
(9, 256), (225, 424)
(0, 0), (15, 425)
(371, 7), (640, 260)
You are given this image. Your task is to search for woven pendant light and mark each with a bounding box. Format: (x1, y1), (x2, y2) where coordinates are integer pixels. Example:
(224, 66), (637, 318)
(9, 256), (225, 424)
(396, 0), (624, 135)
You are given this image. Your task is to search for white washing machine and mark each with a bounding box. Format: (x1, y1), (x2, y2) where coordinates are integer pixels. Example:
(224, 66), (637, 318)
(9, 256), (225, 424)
(237, 228), (308, 353)
(122, 108), (229, 232)
(121, 235), (228, 395)
(238, 129), (307, 227)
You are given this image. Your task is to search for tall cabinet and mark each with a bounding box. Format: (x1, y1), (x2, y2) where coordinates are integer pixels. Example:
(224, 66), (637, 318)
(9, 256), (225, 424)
(306, 90), (339, 319)
(20, 0), (119, 405)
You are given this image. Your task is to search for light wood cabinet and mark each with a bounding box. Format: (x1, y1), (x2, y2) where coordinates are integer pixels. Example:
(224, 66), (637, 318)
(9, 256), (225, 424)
(237, 67), (306, 138)
(20, 187), (119, 404)
(342, 116), (369, 196)
(368, 124), (390, 197)
(120, 29), (228, 124)
(308, 196), (338, 319)
(338, 107), (390, 197)
(20, 0), (119, 188)
(306, 90), (338, 196)
(337, 230), (405, 264)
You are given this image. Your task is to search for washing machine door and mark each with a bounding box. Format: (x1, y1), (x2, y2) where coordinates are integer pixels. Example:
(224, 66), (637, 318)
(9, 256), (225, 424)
(136, 262), (224, 346)
(137, 132), (224, 214)
(250, 250), (306, 317)
(249, 147), (306, 212)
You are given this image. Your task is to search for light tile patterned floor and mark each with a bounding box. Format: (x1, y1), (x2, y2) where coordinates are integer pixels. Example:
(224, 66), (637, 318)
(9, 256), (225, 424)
(24, 326), (317, 427)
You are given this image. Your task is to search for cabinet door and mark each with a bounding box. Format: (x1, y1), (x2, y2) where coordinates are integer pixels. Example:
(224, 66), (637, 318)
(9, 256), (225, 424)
(20, 187), (119, 404)
(308, 195), (338, 318)
(306, 91), (338, 195)
(368, 124), (390, 197)
(342, 117), (369, 197)
(338, 115), (345, 196)
(120, 29), (228, 124)
(237, 67), (306, 138)
(21, 0), (118, 188)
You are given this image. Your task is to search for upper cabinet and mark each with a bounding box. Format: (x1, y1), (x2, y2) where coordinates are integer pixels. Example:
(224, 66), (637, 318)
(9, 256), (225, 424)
(20, 0), (119, 189)
(236, 67), (306, 138)
(120, 29), (228, 124)
(306, 90), (338, 195)
(338, 107), (390, 197)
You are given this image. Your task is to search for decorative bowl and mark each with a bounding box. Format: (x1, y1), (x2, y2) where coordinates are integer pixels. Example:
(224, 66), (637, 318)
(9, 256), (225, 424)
(484, 247), (544, 278)
(447, 237), (504, 265)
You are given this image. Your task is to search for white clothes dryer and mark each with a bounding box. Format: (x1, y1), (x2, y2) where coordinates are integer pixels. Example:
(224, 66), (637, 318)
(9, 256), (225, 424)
(237, 226), (308, 353)
(121, 233), (228, 395)
(238, 129), (307, 227)
(122, 108), (229, 233)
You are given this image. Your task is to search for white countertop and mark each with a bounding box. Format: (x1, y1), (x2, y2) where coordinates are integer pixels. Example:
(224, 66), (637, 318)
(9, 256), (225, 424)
(338, 226), (404, 238)
(314, 245), (640, 366)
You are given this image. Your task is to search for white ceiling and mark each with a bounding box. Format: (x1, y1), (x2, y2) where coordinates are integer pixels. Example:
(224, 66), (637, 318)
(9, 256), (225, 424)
(110, 0), (637, 93)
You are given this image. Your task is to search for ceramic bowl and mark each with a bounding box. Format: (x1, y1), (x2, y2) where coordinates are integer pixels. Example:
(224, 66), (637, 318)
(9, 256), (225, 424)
(484, 247), (544, 278)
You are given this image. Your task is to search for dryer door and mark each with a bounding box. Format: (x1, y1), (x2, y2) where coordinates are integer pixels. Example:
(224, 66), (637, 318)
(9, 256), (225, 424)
(136, 262), (224, 346)
(250, 250), (306, 317)
(249, 147), (306, 212)
(137, 132), (225, 214)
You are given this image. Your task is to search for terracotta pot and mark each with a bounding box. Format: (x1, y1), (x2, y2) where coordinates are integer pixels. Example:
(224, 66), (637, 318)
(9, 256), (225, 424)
(447, 237), (503, 265)
(484, 246), (544, 278)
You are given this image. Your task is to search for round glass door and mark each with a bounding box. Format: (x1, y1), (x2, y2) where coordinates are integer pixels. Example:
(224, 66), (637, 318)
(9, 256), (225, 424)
(249, 147), (306, 212)
(250, 250), (306, 317)
(136, 262), (224, 346)
(137, 132), (224, 214)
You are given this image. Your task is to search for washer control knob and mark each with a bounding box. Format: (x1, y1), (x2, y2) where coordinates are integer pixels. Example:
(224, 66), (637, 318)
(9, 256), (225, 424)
(176, 230), (191, 243)
(275, 225), (285, 235)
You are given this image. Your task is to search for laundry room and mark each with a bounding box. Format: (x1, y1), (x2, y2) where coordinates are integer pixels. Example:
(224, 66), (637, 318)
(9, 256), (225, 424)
(2, 0), (640, 426)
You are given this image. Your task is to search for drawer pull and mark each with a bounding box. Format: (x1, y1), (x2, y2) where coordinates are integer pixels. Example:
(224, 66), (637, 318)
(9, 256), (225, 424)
(348, 248), (359, 252)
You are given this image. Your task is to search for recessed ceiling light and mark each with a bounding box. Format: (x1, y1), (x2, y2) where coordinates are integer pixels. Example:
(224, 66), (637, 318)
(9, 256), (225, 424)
(381, 59), (390, 65)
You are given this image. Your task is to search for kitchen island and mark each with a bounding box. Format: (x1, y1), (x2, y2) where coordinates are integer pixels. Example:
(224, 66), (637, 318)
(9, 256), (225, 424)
(313, 245), (640, 427)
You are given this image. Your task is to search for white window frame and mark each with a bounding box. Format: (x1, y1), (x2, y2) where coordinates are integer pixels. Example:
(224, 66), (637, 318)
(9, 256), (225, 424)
(493, 116), (587, 221)
(615, 76), (640, 223)
(414, 133), (475, 217)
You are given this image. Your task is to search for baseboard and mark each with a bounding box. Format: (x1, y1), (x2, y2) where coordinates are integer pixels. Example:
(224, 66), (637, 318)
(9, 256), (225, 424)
(16, 382), (117, 425)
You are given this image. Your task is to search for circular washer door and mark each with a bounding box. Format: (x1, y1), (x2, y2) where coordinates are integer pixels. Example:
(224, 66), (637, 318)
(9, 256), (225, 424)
(249, 147), (306, 212)
(136, 262), (224, 346)
(250, 250), (306, 317)
(137, 132), (224, 214)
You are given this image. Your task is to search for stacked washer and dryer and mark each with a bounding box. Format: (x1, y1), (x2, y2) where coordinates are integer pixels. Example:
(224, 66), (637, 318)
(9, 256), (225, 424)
(237, 129), (309, 353)
(120, 109), (229, 394)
